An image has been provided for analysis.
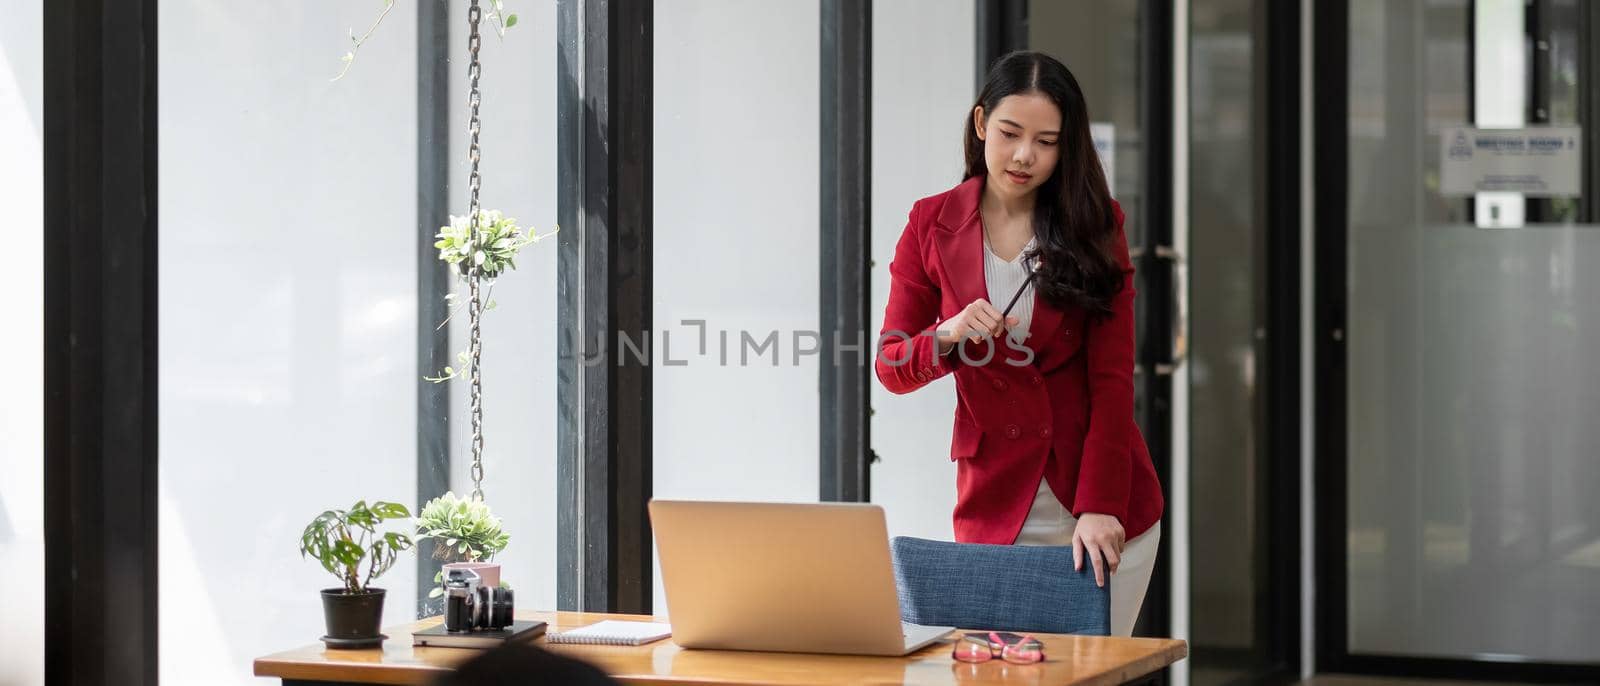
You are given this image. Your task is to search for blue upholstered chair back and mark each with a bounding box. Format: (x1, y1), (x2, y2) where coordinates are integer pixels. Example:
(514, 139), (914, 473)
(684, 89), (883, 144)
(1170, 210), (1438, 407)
(889, 536), (1110, 636)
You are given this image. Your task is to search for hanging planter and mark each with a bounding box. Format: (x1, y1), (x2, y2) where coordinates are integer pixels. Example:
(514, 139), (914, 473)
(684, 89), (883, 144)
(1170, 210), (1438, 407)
(422, 0), (556, 504)
(421, 0), (558, 511)
(415, 490), (510, 595)
(330, 0), (555, 606)
(421, 0), (552, 604)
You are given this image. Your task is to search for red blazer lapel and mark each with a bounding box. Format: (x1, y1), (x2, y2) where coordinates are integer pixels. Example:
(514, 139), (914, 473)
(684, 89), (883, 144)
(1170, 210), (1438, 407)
(932, 176), (985, 311)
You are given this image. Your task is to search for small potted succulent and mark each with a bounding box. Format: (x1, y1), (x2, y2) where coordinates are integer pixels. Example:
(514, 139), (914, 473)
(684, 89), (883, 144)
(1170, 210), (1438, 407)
(415, 491), (510, 594)
(299, 500), (414, 648)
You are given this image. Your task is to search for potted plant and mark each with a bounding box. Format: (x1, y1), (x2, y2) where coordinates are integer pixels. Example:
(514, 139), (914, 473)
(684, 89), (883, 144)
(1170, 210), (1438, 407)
(415, 491), (511, 594)
(299, 500), (414, 648)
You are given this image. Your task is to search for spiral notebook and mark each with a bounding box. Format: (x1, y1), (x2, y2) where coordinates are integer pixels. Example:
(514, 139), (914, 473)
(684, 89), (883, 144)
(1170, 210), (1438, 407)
(546, 620), (672, 646)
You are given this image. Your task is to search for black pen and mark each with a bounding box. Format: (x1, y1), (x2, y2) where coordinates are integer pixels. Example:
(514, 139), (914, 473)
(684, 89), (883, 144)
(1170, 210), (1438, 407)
(1000, 255), (1040, 320)
(1000, 271), (1036, 318)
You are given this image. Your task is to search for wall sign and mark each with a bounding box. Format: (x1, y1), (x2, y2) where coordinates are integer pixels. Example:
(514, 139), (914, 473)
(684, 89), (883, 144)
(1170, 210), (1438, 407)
(1440, 126), (1581, 196)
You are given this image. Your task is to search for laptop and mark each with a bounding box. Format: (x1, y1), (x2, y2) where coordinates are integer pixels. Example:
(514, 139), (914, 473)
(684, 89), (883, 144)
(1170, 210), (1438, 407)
(649, 499), (954, 656)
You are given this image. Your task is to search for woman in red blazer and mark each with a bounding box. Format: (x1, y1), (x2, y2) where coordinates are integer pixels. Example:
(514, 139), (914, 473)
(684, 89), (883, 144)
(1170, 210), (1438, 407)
(874, 52), (1164, 636)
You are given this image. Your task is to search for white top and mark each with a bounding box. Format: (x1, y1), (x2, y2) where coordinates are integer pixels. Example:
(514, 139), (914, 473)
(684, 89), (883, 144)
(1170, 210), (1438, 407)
(983, 232), (1037, 346)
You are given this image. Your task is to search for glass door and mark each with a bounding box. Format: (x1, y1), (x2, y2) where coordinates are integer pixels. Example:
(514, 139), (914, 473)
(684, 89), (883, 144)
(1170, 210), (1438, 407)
(1185, 0), (1304, 682)
(1320, 0), (1600, 679)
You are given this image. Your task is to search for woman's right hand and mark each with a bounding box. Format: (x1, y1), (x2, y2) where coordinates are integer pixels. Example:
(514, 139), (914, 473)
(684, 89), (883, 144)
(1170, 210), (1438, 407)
(937, 299), (1019, 354)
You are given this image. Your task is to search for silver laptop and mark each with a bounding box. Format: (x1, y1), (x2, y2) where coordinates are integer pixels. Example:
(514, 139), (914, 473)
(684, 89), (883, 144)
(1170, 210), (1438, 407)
(649, 499), (954, 656)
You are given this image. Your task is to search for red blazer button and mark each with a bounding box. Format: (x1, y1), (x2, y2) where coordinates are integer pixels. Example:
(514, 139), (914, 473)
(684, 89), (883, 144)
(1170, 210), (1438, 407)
(1005, 424), (1021, 439)
(991, 378), (1008, 391)
(1030, 375), (1042, 386)
(1039, 426), (1051, 438)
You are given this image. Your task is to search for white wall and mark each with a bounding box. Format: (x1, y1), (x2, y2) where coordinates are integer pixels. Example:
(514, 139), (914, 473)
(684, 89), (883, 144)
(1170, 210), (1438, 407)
(0, 0), (42, 682)
(651, 0), (822, 616)
(868, 0), (974, 544)
(444, 0), (561, 615)
(159, 3), (418, 683)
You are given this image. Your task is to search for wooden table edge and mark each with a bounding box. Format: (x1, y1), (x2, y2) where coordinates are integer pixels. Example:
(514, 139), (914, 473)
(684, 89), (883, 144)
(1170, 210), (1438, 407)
(253, 615), (1190, 686)
(253, 655), (450, 685)
(1081, 639), (1188, 686)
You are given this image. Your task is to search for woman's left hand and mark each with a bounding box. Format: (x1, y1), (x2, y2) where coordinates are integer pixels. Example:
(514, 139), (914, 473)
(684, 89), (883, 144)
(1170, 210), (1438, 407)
(1072, 513), (1126, 588)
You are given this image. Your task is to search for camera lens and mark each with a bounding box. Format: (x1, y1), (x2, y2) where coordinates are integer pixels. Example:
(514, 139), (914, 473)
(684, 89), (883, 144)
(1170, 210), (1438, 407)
(487, 587), (514, 629)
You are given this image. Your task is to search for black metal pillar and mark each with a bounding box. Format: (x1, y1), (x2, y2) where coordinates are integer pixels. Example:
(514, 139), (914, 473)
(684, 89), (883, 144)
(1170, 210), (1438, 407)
(43, 0), (160, 683)
(820, 0), (873, 503)
(556, 0), (655, 615)
(1131, 0), (1175, 643)
(976, 0), (1028, 92)
(416, 0), (452, 615)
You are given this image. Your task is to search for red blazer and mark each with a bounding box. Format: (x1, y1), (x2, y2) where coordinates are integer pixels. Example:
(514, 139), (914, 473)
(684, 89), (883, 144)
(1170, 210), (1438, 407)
(874, 176), (1164, 544)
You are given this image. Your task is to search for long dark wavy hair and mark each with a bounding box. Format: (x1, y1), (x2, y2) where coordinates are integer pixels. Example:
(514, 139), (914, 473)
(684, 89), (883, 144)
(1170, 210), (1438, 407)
(964, 51), (1123, 316)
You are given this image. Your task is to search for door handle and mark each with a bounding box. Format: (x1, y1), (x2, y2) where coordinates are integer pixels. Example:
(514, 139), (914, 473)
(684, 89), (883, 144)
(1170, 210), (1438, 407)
(1132, 245), (1183, 263)
(1149, 245), (1186, 376)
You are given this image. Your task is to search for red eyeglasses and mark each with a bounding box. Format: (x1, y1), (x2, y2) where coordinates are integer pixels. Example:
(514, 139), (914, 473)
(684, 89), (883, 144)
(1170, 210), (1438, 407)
(951, 632), (1046, 664)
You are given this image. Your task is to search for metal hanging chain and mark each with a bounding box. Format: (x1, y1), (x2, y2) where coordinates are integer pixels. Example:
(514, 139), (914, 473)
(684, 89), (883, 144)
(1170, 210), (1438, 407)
(466, 0), (486, 502)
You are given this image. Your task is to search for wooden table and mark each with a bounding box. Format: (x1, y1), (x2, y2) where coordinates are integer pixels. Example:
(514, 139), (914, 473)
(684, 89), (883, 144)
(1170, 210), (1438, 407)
(254, 611), (1187, 686)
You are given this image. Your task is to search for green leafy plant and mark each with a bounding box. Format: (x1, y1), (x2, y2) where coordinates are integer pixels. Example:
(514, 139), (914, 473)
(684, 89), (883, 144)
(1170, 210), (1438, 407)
(416, 491), (512, 599)
(424, 210), (557, 382)
(415, 491), (510, 563)
(433, 209), (550, 279)
(299, 500), (415, 594)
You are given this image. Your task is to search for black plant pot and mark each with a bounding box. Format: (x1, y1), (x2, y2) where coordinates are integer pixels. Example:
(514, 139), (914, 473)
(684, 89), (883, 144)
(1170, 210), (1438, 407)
(320, 588), (387, 649)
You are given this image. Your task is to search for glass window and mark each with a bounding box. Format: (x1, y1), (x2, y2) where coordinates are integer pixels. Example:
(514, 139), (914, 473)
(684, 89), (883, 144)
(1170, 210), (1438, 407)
(157, 2), (558, 682)
(869, 0), (974, 545)
(652, 0), (823, 615)
(0, 0), (44, 681)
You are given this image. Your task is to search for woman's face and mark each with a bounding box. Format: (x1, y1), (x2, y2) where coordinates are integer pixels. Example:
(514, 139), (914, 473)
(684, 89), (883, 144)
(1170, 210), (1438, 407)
(973, 91), (1062, 200)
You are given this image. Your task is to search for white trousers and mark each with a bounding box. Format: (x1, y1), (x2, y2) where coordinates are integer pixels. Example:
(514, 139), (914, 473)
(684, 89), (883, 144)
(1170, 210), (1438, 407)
(1012, 479), (1161, 637)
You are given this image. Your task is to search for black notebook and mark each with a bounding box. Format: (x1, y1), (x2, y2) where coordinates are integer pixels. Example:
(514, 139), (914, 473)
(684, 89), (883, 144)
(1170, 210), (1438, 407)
(413, 620), (548, 649)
